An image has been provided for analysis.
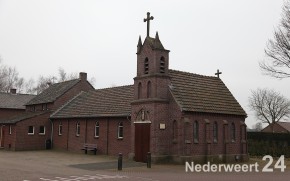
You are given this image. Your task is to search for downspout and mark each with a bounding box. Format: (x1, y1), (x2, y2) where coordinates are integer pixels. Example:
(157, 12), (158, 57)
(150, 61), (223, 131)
(67, 120), (69, 150)
(49, 119), (53, 149)
(106, 118), (109, 155)
(0, 125), (3, 147)
(85, 119), (88, 143)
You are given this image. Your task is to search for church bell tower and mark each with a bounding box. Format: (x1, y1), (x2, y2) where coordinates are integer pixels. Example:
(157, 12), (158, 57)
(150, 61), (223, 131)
(131, 12), (171, 162)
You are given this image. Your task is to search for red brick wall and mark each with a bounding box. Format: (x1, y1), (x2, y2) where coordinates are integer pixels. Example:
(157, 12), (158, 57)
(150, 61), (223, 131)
(52, 117), (131, 157)
(0, 108), (25, 119)
(177, 112), (246, 156)
(137, 40), (169, 77)
(52, 80), (94, 110)
(1, 124), (16, 150)
(5, 79), (94, 151)
(14, 112), (52, 150)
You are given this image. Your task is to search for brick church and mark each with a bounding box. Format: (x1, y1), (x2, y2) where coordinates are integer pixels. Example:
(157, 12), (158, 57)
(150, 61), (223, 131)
(0, 13), (247, 163)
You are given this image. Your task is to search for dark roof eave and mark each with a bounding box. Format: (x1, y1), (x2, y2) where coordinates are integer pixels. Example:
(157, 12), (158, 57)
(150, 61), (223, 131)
(182, 109), (247, 117)
(50, 113), (131, 119)
(0, 111), (51, 124)
(25, 101), (54, 106)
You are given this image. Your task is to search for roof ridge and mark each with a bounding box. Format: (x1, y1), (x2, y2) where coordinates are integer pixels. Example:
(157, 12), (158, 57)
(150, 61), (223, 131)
(50, 91), (86, 118)
(0, 92), (35, 96)
(93, 84), (134, 92)
(169, 69), (217, 78)
(49, 78), (79, 86)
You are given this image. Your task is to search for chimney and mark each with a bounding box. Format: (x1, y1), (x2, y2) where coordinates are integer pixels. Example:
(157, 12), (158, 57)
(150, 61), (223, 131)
(10, 88), (17, 94)
(79, 72), (87, 81)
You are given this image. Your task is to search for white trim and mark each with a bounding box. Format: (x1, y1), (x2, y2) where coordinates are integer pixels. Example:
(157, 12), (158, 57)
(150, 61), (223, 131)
(39, 126), (46, 135)
(76, 122), (80, 136)
(58, 123), (62, 136)
(134, 121), (151, 124)
(28, 126), (34, 135)
(117, 122), (123, 139)
(94, 122), (99, 138)
(9, 125), (12, 135)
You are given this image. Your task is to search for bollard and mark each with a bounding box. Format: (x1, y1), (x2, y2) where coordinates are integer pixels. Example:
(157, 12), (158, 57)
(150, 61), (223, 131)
(147, 152), (151, 168)
(118, 153), (123, 171)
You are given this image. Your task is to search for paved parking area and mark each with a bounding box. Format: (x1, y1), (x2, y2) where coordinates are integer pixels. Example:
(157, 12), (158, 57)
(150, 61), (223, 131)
(0, 150), (289, 181)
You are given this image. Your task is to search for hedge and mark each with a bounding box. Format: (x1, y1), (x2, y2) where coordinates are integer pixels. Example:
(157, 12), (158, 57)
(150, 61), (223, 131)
(247, 132), (290, 157)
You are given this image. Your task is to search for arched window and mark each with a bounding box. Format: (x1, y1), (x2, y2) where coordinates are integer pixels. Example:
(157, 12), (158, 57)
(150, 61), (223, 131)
(213, 122), (218, 143)
(173, 120), (177, 141)
(58, 122), (62, 136)
(147, 81), (152, 98)
(118, 122), (123, 139)
(231, 123), (236, 142)
(193, 121), (199, 143)
(138, 82), (142, 99)
(76, 122), (80, 136)
(95, 121), (99, 138)
(160, 56), (165, 73)
(144, 57), (149, 74)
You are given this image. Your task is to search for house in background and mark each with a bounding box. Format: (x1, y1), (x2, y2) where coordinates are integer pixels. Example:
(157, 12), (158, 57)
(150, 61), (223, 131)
(0, 89), (35, 148)
(0, 89), (35, 119)
(261, 122), (290, 133)
(0, 73), (94, 150)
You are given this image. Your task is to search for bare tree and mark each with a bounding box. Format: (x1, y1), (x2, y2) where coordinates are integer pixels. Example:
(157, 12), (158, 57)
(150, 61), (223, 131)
(252, 122), (263, 132)
(0, 60), (25, 93)
(249, 89), (290, 127)
(58, 67), (78, 82)
(32, 75), (57, 95)
(260, 1), (290, 79)
(0, 60), (94, 94)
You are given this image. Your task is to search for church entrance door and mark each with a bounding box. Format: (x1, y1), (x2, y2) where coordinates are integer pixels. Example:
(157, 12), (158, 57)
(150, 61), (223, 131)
(135, 123), (150, 162)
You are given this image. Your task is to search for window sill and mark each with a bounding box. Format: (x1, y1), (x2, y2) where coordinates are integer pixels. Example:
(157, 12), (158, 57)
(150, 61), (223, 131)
(76, 135), (80, 137)
(185, 140), (191, 144)
(39, 133), (45, 135)
(117, 137), (123, 140)
(94, 136), (99, 139)
(28, 133), (34, 135)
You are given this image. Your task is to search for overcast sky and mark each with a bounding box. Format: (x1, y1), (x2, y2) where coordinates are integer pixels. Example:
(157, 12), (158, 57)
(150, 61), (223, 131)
(0, 0), (288, 128)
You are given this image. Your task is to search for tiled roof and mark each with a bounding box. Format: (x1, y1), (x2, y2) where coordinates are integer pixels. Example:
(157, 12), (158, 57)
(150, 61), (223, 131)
(0, 111), (49, 124)
(51, 70), (246, 119)
(26, 79), (80, 105)
(169, 69), (247, 116)
(0, 92), (35, 109)
(277, 122), (290, 132)
(51, 85), (134, 118)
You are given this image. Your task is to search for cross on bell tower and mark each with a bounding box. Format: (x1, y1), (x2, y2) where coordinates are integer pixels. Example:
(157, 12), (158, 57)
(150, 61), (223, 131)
(144, 12), (154, 37)
(215, 69), (222, 78)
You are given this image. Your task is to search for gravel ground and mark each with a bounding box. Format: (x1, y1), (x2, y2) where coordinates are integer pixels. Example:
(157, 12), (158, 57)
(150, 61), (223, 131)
(0, 150), (289, 181)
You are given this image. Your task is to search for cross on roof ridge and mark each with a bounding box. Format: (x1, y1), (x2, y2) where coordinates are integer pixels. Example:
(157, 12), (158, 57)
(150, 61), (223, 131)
(215, 69), (222, 78)
(144, 12), (154, 37)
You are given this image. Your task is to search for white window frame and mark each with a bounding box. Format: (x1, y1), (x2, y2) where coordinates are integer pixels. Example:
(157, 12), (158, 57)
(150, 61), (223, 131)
(28, 126), (34, 135)
(76, 122), (80, 136)
(39, 126), (46, 135)
(94, 121), (99, 138)
(117, 122), (123, 139)
(58, 122), (62, 136)
(9, 125), (12, 135)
